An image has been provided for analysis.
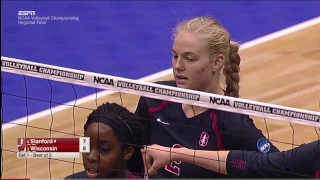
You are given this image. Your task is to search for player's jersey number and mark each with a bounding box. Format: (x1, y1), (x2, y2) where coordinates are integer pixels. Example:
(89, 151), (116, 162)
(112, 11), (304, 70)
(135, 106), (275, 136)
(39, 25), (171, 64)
(164, 144), (182, 176)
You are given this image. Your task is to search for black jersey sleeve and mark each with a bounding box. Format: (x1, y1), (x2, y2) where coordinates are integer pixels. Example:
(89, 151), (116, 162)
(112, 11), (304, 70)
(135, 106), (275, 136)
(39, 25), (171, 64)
(135, 96), (149, 119)
(135, 96), (152, 145)
(226, 140), (320, 178)
(134, 80), (176, 145)
(223, 115), (279, 152)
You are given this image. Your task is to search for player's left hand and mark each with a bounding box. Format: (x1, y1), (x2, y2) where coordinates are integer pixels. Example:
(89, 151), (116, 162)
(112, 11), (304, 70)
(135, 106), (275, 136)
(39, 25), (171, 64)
(141, 144), (172, 177)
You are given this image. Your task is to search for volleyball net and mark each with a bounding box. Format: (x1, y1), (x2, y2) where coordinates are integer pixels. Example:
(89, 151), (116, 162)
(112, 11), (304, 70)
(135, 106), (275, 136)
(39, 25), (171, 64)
(1, 56), (320, 179)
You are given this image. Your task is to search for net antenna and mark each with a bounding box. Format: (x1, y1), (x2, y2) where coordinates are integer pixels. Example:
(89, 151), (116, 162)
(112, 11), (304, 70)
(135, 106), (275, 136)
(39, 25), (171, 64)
(1, 56), (320, 128)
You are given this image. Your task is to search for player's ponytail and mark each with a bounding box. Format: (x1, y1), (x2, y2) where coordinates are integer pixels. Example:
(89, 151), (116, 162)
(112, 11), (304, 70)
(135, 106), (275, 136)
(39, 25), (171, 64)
(223, 40), (241, 98)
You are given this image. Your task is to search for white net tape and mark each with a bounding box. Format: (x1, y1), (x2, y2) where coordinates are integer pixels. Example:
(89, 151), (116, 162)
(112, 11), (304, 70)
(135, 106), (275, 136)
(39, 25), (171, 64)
(2, 56), (320, 128)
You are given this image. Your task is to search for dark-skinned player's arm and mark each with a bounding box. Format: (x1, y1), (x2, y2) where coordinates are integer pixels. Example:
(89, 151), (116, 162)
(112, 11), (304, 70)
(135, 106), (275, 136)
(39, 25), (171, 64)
(142, 140), (320, 178)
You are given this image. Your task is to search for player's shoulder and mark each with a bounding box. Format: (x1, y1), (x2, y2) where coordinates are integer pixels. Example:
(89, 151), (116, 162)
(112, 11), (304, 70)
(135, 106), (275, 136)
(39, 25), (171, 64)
(218, 109), (250, 120)
(64, 171), (87, 179)
(217, 110), (252, 125)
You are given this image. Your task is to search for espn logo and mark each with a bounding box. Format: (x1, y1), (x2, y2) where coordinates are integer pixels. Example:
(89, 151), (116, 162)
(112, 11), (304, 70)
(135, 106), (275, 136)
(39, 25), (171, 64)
(18, 11), (35, 16)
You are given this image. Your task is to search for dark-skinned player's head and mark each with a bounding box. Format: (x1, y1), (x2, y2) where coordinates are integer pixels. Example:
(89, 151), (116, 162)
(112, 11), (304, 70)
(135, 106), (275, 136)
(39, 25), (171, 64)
(82, 102), (144, 178)
(172, 16), (241, 97)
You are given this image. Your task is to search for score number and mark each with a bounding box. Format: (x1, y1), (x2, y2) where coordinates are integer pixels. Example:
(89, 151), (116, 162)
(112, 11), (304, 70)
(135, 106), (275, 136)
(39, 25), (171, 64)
(79, 137), (90, 153)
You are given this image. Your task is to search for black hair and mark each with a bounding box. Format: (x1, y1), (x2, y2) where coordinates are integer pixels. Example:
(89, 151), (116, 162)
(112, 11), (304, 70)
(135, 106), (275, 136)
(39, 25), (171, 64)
(83, 102), (145, 175)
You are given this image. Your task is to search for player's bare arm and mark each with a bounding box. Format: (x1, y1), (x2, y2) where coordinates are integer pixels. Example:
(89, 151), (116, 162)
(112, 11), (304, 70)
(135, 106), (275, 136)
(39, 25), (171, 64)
(142, 141), (320, 178)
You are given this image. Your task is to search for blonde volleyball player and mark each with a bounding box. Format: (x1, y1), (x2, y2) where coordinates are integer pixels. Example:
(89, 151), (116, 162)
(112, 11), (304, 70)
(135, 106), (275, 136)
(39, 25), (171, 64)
(135, 16), (279, 178)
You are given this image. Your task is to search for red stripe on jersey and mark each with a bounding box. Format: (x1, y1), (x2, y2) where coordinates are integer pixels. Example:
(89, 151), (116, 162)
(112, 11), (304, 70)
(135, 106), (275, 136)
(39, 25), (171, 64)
(128, 173), (137, 179)
(210, 112), (225, 150)
(315, 169), (320, 178)
(148, 100), (173, 118)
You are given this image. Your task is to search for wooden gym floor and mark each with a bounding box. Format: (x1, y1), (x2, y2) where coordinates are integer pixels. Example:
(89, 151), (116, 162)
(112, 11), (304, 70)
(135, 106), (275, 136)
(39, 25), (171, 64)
(2, 20), (320, 179)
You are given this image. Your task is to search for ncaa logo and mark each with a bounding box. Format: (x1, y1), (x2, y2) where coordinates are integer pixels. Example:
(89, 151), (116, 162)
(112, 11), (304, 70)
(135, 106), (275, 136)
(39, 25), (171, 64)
(199, 132), (209, 147)
(257, 138), (271, 153)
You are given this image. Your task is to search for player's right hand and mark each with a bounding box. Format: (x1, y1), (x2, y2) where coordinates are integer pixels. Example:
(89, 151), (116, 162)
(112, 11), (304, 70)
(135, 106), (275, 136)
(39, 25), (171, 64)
(141, 144), (172, 177)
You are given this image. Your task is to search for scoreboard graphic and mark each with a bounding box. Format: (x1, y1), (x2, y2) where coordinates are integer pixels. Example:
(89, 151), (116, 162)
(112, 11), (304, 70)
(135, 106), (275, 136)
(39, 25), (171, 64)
(16, 137), (90, 158)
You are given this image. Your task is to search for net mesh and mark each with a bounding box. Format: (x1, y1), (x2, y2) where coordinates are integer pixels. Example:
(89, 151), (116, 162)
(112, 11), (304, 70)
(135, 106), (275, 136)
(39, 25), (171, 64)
(1, 59), (320, 179)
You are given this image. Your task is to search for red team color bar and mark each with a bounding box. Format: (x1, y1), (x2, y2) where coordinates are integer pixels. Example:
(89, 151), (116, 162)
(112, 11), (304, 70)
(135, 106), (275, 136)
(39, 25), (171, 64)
(19, 144), (79, 152)
(0, 179), (30, 180)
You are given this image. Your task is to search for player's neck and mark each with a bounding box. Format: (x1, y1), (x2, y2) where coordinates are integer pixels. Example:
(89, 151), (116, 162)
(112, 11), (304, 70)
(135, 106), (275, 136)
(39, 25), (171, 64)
(182, 83), (224, 118)
(112, 169), (131, 179)
(203, 81), (225, 96)
(182, 104), (206, 118)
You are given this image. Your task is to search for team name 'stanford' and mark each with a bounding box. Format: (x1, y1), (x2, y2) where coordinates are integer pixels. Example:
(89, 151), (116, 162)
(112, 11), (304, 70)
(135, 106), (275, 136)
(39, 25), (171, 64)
(30, 139), (54, 144)
(117, 81), (200, 101)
